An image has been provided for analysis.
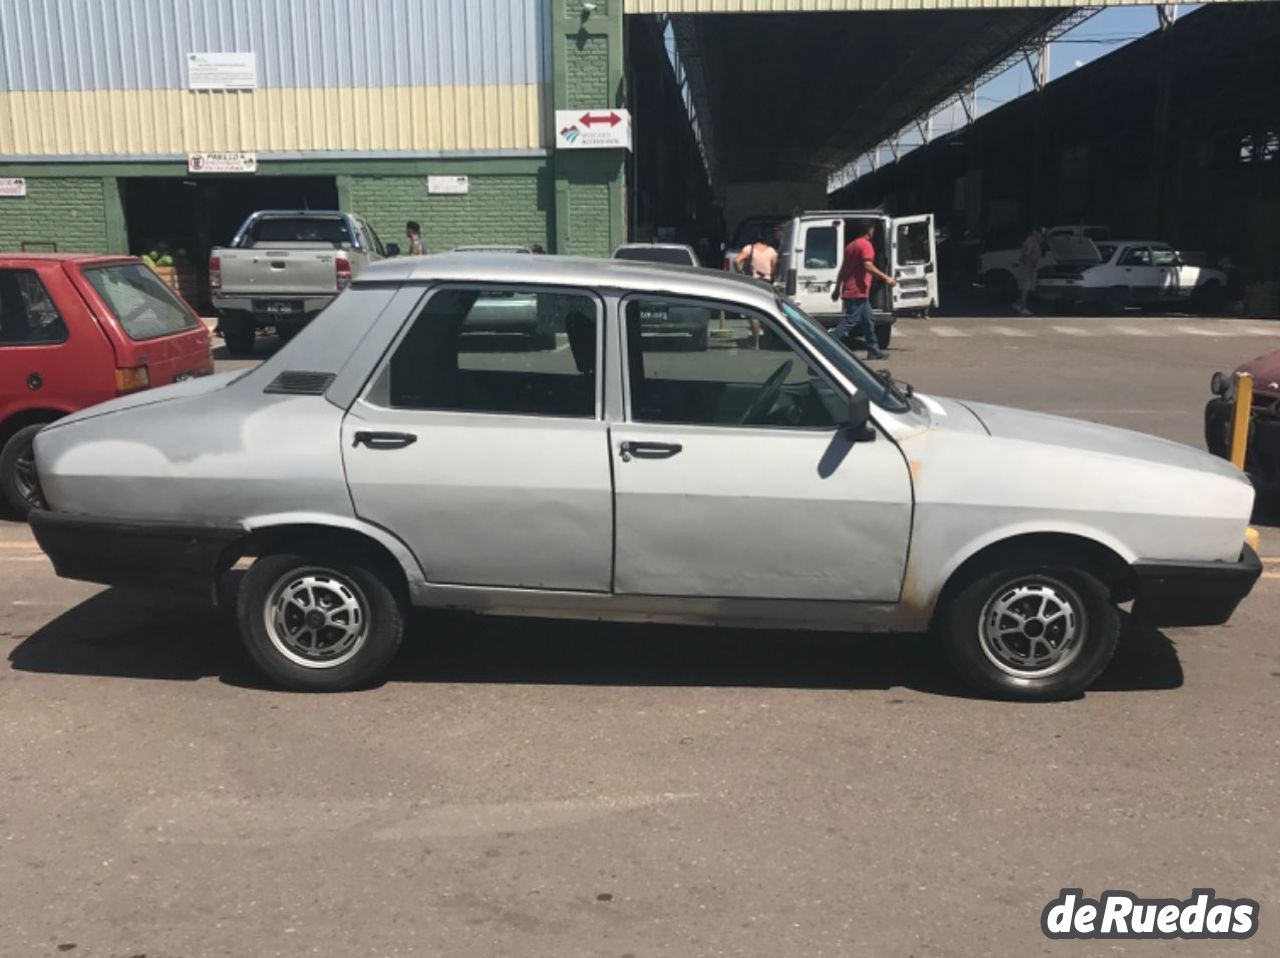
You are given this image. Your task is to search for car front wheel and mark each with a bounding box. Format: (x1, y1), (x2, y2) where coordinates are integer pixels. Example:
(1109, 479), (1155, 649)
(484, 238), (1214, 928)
(940, 563), (1120, 700)
(237, 552), (405, 691)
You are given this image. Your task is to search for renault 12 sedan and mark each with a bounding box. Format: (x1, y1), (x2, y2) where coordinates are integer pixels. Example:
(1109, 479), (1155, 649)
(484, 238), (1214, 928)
(28, 255), (1261, 698)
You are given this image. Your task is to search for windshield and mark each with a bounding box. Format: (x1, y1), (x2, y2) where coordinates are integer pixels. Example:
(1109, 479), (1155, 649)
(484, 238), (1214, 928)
(83, 263), (200, 341)
(777, 297), (911, 413)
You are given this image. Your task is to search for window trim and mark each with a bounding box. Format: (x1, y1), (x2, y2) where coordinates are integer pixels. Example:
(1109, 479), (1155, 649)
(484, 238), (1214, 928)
(363, 282), (607, 422)
(0, 267), (70, 348)
(619, 292), (848, 433)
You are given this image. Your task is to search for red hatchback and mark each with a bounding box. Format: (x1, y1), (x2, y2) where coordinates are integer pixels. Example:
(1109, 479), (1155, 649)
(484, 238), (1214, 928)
(0, 254), (213, 515)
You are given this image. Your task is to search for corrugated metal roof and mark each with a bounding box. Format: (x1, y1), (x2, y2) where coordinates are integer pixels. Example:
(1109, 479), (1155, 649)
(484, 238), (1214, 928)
(0, 0), (551, 92)
(627, 0), (1230, 10)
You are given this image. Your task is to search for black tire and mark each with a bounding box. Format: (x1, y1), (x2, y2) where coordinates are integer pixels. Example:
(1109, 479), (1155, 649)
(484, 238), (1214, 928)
(875, 324), (892, 349)
(221, 312), (257, 356)
(983, 270), (1017, 305)
(236, 551), (405, 691)
(939, 561), (1120, 700)
(0, 423), (48, 517)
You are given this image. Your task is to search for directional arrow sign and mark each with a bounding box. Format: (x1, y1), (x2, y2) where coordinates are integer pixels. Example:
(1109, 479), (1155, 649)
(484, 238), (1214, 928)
(555, 108), (632, 151)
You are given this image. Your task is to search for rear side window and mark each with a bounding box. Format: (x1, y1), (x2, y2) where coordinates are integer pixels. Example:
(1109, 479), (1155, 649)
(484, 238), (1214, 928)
(0, 269), (68, 345)
(803, 226), (838, 269)
(387, 288), (600, 418)
(83, 263), (199, 341)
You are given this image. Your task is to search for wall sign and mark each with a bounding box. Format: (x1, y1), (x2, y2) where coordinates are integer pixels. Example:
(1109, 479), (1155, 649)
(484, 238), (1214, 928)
(0, 178), (27, 197)
(555, 109), (632, 151)
(427, 175), (470, 195)
(188, 152), (258, 174)
(187, 52), (258, 91)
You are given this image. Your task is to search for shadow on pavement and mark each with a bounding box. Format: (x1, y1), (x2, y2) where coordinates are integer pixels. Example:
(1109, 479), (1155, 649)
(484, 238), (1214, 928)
(8, 586), (1183, 698)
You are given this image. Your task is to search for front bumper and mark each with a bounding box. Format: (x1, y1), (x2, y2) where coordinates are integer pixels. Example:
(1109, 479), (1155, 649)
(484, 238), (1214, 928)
(30, 510), (242, 598)
(1131, 545), (1262, 627)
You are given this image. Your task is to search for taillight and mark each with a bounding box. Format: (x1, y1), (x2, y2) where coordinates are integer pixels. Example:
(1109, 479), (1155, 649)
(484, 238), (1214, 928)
(115, 365), (150, 394)
(209, 256), (221, 291)
(335, 256), (352, 289)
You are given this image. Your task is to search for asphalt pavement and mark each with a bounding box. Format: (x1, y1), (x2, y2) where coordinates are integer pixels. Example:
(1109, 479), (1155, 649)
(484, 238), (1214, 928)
(2, 313), (1278, 957)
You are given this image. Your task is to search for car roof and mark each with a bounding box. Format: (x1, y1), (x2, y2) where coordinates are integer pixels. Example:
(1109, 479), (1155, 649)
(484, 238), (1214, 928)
(0, 252), (137, 265)
(357, 252), (777, 305)
(614, 242), (695, 250)
(248, 210), (348, 217)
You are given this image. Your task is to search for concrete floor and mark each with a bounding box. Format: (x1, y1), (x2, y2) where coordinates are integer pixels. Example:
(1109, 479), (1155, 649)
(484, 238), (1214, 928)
(2, 315), (1277, 957)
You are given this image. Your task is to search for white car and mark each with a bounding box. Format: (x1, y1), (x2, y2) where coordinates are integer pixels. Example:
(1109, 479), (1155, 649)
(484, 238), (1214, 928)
(979, 225), (1110, 303)
(1036, 237), (1228, 312)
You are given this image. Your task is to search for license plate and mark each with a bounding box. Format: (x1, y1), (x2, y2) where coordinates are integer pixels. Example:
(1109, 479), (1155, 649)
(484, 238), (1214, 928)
(257, 300), (300, 315)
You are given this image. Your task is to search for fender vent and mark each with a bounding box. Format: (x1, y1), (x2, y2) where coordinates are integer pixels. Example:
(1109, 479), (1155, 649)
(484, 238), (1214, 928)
(264, 370), (335, 395)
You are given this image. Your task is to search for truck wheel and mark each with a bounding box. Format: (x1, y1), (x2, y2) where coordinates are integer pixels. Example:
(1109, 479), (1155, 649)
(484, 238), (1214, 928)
(939, 563), (1120, 700)
(221, 313), (257, 356)
(237, 551), (405, 691)
(0, 423), (48, 517)
(875, 324), (892, 349)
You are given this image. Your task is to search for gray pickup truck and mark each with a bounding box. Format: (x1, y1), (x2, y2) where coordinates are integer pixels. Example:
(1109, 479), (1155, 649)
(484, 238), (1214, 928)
(211, 210), (390, 356)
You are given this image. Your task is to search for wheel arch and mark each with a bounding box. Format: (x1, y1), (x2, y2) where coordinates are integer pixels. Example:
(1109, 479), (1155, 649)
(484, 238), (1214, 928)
(218, 514), (427, 605)
(928, 529), (1135, 632)
(0, 407), (71, 449)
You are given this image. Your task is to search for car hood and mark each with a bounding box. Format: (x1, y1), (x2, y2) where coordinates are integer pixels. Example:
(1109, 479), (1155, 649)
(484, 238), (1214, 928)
(960, 399), (1245, 480)
(1237, 349), (1280, 401)
(40, 370), (243, 432)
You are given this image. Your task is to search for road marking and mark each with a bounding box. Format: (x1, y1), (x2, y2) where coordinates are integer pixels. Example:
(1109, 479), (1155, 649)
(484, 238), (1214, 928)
(928, 325), (970, 338)
(0, 556), (49, 564)
(0, 540), (38, 549)
(1261, 571), (1280, 580)
(1051, 325), (1089, 336)
(1112, 324), (1157, 336)
(987, 325), (1033, 338)
(1177, 325), (1227, 337)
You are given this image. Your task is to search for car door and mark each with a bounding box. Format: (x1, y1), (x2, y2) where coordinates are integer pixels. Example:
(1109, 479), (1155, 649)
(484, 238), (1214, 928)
(791, 219), (844, 317)
(1148, 245), (1183, 300)
(1116, 245), (1159, 301)
(890, 214), (938, 313)
(341, 285), (614, 592)
(611, 295), (913, 602)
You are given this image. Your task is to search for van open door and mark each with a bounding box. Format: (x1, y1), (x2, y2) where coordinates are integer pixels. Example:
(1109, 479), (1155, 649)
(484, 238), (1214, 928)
(789, 218), (844, 319)
(890, 214), (938, 315)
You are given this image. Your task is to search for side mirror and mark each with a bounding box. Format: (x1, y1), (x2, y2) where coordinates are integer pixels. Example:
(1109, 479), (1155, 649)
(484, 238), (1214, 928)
(845, 392), (877, 443)
(385, 242), (401, 257)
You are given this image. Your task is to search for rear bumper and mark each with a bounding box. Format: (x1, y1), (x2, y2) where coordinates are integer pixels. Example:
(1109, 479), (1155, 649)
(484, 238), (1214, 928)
(212, 293), (334, 321)
(29, 510), (241, 598)
(1131, 545), (1262, 627)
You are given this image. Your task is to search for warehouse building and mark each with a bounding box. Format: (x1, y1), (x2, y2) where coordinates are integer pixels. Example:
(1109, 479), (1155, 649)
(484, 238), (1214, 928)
(0, 0), (626, 276)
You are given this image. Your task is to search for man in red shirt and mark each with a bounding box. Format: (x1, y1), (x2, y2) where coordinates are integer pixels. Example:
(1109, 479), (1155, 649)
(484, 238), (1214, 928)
(830, 220), (895, 360)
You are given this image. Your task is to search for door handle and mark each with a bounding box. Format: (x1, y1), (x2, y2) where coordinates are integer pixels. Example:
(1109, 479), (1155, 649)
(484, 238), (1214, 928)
(619, 440), (683, 462)
(353, 430), (418, 449)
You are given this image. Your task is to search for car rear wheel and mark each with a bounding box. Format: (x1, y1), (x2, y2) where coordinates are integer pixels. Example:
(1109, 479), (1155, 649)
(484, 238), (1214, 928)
(940, 563), (1120, 700)
(875, 324), (892, 349)
(221, 312), (257, 357)
(0, 423), (48, 517)
(237, 552), (405, 691)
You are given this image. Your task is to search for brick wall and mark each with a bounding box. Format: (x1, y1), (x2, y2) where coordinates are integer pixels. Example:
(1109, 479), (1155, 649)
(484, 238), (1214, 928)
(0, 177), (108, 253)
(566, 35), (611, 107)
(347, 172), (549, 253)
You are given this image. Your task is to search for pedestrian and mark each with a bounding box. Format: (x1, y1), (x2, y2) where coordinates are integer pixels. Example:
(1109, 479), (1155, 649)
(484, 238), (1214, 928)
(735, 231), (778, 347)
(406, 221), (426, 256)
(1016, 226), (1043, 316)
(830, 220), (895, 360)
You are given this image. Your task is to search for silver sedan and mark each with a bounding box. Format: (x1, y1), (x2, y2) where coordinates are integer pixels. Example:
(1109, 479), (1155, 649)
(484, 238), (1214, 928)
(29, 254), (1261, 697)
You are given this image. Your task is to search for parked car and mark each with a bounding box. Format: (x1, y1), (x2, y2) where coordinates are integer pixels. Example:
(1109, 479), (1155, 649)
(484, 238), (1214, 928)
(979, 224), (1111, 303)
(775, 210), (939, 347)
(0, 253), (212, 515)
(612, 244), (708, 349)
(29, 255), (1259, 698)
(1206, 349), (1280, 496)
(211, 211), (389, 356)
(1035, 238), (1228, 312)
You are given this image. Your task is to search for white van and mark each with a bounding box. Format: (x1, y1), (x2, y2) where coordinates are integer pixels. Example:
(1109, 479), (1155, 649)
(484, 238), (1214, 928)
(777, 210), (938, 347)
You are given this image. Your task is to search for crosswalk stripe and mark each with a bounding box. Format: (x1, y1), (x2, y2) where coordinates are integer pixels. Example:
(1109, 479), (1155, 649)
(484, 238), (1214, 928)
(929, 325), (970, 338)
(1112, 324), (1157, 336)
(1177, 325), (1227, 336)
(1051, 325), (1089, 336)
(988, 325), (1034, 338)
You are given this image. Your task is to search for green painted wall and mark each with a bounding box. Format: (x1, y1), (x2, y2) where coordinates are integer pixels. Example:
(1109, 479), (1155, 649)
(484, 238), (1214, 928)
(0, 177), (112, 253)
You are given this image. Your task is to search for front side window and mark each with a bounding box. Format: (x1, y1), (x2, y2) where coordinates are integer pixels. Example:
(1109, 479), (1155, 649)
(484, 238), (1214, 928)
(803, 226), (838, 269)
(1120, 247), (1151, 267)
(1150, 247), (1179, 267)
(388, 288), (599, 418)
(625, 299), (842, 429)
(0, 269), (68, 346)
(83, 263), (199, 341)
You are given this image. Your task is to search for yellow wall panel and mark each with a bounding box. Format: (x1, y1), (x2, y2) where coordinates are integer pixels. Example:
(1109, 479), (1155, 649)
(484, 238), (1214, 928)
(0, 85), (547, 156)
